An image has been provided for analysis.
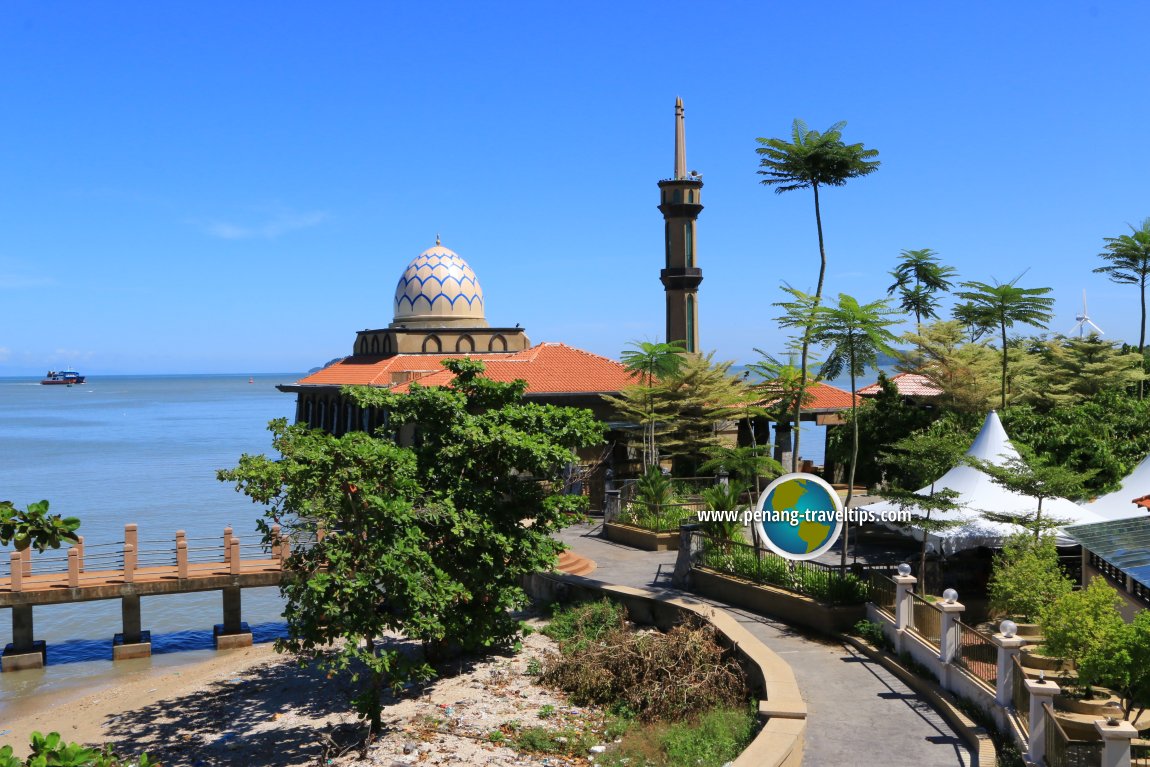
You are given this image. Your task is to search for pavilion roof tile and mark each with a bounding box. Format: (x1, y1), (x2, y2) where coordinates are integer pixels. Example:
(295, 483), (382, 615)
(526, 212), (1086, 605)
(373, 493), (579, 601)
(857, 372), (943, 397)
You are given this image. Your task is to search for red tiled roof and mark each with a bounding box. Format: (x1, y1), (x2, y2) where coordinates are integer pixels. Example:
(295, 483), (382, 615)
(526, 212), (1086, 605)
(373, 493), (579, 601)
(296, 343), (637, 395)
(804, 382), (860, 410)
(1134, 494), (1150, 510)
(857, 372), (943, 397)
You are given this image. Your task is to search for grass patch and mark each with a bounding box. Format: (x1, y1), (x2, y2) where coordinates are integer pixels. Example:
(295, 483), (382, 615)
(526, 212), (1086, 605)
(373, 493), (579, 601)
(598, 706), (757, 767)
(542, 599), (625, 654)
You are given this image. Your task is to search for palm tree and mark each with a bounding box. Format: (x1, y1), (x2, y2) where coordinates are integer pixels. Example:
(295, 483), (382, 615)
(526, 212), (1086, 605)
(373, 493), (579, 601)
(756, 120), (880, 470)
(745, 348), (817, 472)
(808, 293), (900, 568)
(953, 279), (1054, 410)
(887, 248), (957, 332)
(619, 340), (686, 470)
(1094, 218), (1150, 398)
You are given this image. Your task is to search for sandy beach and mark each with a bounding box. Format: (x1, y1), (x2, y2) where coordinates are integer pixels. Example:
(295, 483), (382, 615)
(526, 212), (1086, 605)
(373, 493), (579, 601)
(0, 628), (601, 767)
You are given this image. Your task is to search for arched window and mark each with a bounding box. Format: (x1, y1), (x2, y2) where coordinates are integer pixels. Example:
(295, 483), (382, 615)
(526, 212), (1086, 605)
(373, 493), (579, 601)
(369, 335), (380, 354)
(456, 335), (475, 353)
(422, 335), (442, 353)
(686, 295), (696, 353)
(684, 222), (694, 267)
(673, 188), (682, 204)
(664, 223), (671, 268)
(688, 190), (695, 204)
(489, 334), (508, 352)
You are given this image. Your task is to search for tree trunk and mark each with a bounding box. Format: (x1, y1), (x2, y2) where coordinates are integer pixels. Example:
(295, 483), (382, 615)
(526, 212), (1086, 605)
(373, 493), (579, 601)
(793, 183), (829, 473)
(1140, 278), (1146, 400)
(842, 351), (857, 570)
(920, 508), (931, 596)
(1000, 321), (1008, 410)
(1034, 497), (1043, 542)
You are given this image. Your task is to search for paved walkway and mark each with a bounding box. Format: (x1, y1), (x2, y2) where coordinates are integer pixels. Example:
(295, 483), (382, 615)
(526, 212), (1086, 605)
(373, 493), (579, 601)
(557, 522), (974, 767)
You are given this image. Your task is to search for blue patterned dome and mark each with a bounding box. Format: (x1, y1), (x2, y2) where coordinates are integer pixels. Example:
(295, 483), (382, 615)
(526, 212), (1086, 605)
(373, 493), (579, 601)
(393, 242), (485, 325)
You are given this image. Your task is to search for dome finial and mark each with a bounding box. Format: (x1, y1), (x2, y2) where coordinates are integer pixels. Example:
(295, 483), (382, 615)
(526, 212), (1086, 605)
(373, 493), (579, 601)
(435, 233), (441, 246)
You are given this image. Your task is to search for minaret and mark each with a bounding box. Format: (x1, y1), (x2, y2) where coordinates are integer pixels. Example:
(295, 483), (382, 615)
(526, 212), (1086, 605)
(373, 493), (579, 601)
(657, 97), (703, 353)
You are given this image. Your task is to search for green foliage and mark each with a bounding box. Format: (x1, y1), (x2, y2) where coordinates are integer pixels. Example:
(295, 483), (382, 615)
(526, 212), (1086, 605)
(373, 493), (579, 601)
(0, 500), (81, 552)
(699, 482), (748, 542)
(1040, 578), (1125, 667)
(1001, 390), (1150, 496)
(967, 451), (1094, 536)
(987, 534), (1073, 622)
(953, 278), (1055, 410)
(0, 734), (151, 767)
(619, 466), (692, 531)
(513, 725), (595, 755)
(901, 321), (1000, 412)
(618, 340), (687, 469)
(698, 541), (869, 605)
(887, 248), (957, 330)
(218, 358), (604, 730)
(828, 373), (938, 489)
(1014, 335), (1145, 408)
(1077, 609), (1150, 719)
(853, 619), (892, 650)
(1094, 217), (1150, 365)
(542, 599), (626, 654)
(698, 445), (783, 491)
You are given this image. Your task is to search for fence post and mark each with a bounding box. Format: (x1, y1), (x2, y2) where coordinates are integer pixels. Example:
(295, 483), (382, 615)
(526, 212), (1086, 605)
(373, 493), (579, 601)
(604, 489), (621, 524)
(893, 565), (916, 653)
(21, 547), (32, 578)
(76, 535), (85, 573)
(230, 537), (241, 576)
(1094, 719), (1137, 767)
(223, 526), (234, 565)
(123, 544), (135, 583)
(176, 535), (188, 580)
(992, 629), (1026, 707)
(67, 547), (79, 588)
(10, 551), (22, 592)
(672, 524), (700, 588)
(124, 524), (138, 575)
(1026, 680), (1059, 764)
(937, 590), (964, 665)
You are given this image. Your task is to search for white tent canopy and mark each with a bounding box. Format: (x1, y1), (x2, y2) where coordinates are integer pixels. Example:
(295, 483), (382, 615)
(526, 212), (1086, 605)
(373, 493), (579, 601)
(1080, 453), (1150, 521)
(860, 411), (1108, 554)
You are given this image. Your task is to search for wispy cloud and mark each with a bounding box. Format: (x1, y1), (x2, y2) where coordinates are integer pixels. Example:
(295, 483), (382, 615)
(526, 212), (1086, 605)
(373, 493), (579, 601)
(0, 275), (55, 289)
(203, 211), (329, 240)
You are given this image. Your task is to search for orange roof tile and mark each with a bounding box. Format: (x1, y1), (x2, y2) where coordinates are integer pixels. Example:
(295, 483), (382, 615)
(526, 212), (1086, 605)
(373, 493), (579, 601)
(857, 372), (943, 397)
(804, 382), (860, 410)
(296, 343), (637, 395)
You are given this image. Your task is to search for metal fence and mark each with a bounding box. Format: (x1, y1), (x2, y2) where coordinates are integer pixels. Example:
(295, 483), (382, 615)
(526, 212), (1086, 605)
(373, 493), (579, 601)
(908, 592), (942, 648)
(1013, 654), (1031, 732)
(1043, 702), (1102, 767)
(953, 620), (997, 687)
(1131, 739), (1150, 766)
(868, 571), (897, 617)
(618, 500), (703, 532)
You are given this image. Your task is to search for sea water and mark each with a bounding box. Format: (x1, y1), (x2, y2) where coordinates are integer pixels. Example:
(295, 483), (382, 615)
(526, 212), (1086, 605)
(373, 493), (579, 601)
(0, 375), (298, 708)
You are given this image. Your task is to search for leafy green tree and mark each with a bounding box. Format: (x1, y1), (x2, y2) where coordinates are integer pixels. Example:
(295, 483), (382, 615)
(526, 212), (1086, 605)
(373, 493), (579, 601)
(0, 732), (153, 767)
(953, 278), (1055, 409)
(756, 120), (880, 470)
(1014, 335), (1145, 408)
(219, 359), (603, 731)
(0, 499), (80, 552)
(826, 372), (937, 489)
(952, 300), (992, 343)
(618, 340), (687, 469)
(988, 533), (1074, 622)
(1001, 391), (1150, 496)
(649, 352), (752, 476)
(1040, 577), (1125, 672)
(966, 452), (1093, 539)
(807, 293), (900, 566)
(700, 482), (750, 543)
(880, 431), (968, 593)
(699, 445), (782, 498)
(900, 321), (1000, 413)
(1078, 609), (1150, 720)
(1094, 218), (1150, 397)
(746, 349), (817, 471)
(887, 248), (957, 332)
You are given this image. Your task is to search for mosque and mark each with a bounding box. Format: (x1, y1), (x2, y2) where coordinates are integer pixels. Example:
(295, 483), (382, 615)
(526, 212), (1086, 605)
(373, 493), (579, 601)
(278, 99), (852, 490)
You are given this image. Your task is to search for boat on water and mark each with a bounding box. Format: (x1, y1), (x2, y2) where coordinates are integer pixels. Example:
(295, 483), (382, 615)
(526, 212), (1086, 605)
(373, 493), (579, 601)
(40, 370), (86, 386)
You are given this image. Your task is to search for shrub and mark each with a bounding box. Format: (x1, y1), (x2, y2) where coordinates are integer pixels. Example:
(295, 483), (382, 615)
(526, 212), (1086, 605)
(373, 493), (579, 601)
(541, 619), (747, 722)
(988, 533), (1073, 621)
(599, 706), (757, 767)
(543, 599), (626, 654)
(854, 619), (890, 649)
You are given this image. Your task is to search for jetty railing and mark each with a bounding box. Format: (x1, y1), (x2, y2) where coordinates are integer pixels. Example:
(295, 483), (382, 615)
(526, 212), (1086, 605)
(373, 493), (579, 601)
(953, 619), (997, 686)
(3, 523), (287, 592)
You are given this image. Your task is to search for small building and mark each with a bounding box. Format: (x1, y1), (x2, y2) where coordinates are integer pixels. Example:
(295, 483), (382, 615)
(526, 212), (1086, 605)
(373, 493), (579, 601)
(1063, 515), (1150, 621)
(857, 372), (943, 401)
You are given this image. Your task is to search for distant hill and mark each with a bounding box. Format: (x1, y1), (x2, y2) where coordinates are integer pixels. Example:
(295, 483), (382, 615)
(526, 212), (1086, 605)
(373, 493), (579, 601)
(307, 356), (347, 374)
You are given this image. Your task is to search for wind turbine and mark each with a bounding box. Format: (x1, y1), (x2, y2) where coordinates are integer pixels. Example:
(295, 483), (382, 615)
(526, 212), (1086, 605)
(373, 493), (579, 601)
(1070, 290), (1104, 337)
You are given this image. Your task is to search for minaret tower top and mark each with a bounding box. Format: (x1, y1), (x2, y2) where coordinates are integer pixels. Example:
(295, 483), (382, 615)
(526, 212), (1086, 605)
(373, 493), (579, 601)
(658, 98), (703, 353)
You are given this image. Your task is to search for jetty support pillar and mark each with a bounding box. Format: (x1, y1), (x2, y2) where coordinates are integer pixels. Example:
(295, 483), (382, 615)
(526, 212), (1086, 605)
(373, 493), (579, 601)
(113, 593), (152, 661)
(2, 603), (46, 672)
(214, 585), (252, 650)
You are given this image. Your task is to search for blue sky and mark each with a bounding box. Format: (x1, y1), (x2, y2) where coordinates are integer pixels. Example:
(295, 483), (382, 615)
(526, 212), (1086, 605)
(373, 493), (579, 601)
(2, 2), (1149, 375)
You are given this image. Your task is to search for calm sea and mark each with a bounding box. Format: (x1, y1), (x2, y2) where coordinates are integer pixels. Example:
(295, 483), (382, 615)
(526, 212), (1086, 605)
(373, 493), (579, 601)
(0, 374), (299, 708)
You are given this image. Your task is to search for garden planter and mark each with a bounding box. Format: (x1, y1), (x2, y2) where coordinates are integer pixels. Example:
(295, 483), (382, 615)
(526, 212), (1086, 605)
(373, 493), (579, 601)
(1020, 645), (1073, 673)
(603, 522), (679, 551)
